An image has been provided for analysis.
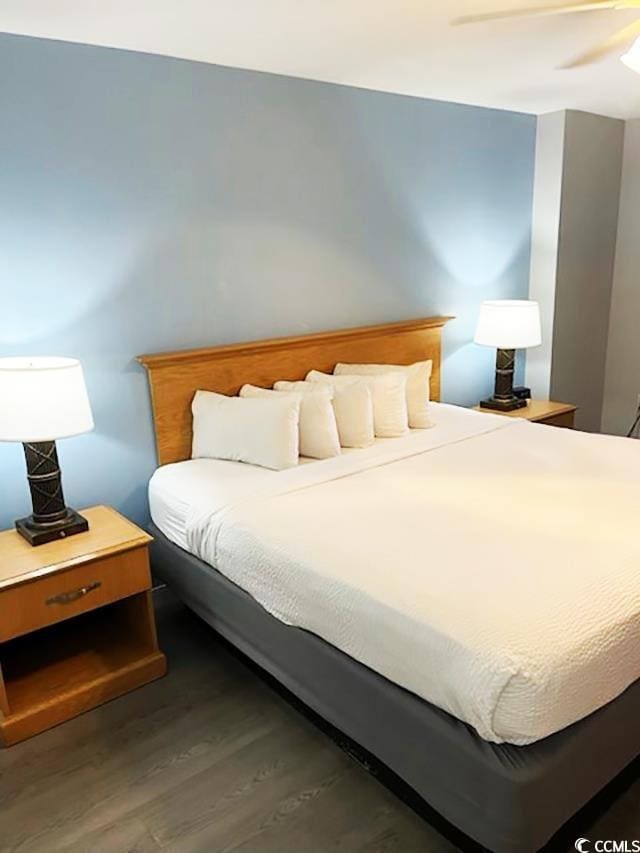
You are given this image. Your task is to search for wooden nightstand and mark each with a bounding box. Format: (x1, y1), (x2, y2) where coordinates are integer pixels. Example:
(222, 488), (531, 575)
(472, 400), (577, 428)
(0, 505), (166, 747)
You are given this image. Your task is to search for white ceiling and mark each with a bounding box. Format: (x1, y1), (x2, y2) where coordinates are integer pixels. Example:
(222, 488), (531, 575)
(2, 0), (640, 118)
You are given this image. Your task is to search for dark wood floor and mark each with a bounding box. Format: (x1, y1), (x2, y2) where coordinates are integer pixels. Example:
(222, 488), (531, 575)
(1, 589), (638, 853)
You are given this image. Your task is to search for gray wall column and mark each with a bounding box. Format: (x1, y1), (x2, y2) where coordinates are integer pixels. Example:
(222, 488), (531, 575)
(601, 119), (640, 436)
(550, 110), (624, 432)
(526, 111), (565, 399)
(527, 110), (624, 432)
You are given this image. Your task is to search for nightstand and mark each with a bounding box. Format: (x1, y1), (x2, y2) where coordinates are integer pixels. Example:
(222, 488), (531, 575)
(0, 505), (166, 747)
(472, 400), (577, 428)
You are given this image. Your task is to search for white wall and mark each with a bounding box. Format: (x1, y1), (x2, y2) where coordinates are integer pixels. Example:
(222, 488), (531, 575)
(602, 119), (640, 436)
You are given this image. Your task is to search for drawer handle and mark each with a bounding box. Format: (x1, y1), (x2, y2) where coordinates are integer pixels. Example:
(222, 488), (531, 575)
(46, 581), (102, 606)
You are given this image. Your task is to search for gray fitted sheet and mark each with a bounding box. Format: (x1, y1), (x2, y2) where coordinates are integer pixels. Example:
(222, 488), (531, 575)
(150, 525), (640, 853)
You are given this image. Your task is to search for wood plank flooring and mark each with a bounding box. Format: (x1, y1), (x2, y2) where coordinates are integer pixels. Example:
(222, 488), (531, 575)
(1, 589), (638, 853)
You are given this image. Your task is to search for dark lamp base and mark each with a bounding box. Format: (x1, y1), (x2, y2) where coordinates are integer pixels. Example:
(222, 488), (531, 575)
(479, 396), (528, 412)
(15, 509), (89, 547)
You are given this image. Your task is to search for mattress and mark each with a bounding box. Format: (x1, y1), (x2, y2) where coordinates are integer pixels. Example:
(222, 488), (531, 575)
(149, 402), (640, 746)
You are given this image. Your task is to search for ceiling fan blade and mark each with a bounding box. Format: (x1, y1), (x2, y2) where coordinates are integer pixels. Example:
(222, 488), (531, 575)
(452, 1), (618, 25)
(562, 17), (640, 66)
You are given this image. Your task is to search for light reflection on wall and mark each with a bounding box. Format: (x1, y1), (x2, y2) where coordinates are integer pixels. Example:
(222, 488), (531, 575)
(1, 228), (139, 346)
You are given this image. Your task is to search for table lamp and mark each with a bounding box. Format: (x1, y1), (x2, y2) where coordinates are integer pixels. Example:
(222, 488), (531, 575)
(474, 300), (541, 412)
(0, 357), (94, 546)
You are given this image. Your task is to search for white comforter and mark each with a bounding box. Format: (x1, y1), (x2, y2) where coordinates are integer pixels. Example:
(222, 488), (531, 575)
(149, 404), (640, 745)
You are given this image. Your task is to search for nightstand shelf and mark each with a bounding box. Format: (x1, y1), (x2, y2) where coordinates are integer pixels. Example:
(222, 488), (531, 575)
(2, 596), (157, 718)
(0, 506), (166, 747)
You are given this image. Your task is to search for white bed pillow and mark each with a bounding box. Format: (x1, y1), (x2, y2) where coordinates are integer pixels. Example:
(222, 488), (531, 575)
(304, 372), (374, 448)
(192, 390), (300, 470)
(309, 369), (408, 438)
(334, 360), (433, 429)
(241, 383), (341, 460)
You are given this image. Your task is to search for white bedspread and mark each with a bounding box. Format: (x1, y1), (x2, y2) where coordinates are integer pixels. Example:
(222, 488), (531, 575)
(149, 404), (640, 745)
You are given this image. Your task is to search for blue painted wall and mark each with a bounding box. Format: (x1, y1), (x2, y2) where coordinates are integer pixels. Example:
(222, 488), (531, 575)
(0, 34), (536, 530)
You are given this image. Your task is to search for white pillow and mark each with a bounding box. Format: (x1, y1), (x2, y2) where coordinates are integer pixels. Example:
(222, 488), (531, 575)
(192, 390), (300, 470)
(304, 372), (374, 448)
(334, 360), (433, 429)
(241, 383), (341, 460)
(309, 369), (408, 438)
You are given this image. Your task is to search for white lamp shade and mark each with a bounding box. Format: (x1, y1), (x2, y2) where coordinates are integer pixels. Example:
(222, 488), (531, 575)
(474, 300), (542, 350)
(0, 357), (94, 443)
(621, 37), (640, 73)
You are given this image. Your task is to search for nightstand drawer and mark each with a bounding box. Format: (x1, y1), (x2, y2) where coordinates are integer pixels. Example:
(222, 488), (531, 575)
(0, 546), (151, 642)
(541, 411), (575, 429)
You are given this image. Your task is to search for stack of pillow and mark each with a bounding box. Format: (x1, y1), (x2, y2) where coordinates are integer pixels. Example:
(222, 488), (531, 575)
(191, 359), (433, 471)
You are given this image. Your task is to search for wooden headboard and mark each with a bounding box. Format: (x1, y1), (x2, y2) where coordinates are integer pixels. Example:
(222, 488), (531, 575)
(138, 316), (452, 466)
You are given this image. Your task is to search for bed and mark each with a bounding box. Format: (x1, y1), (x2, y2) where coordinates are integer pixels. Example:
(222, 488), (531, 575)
(138, 317), (640, 853)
